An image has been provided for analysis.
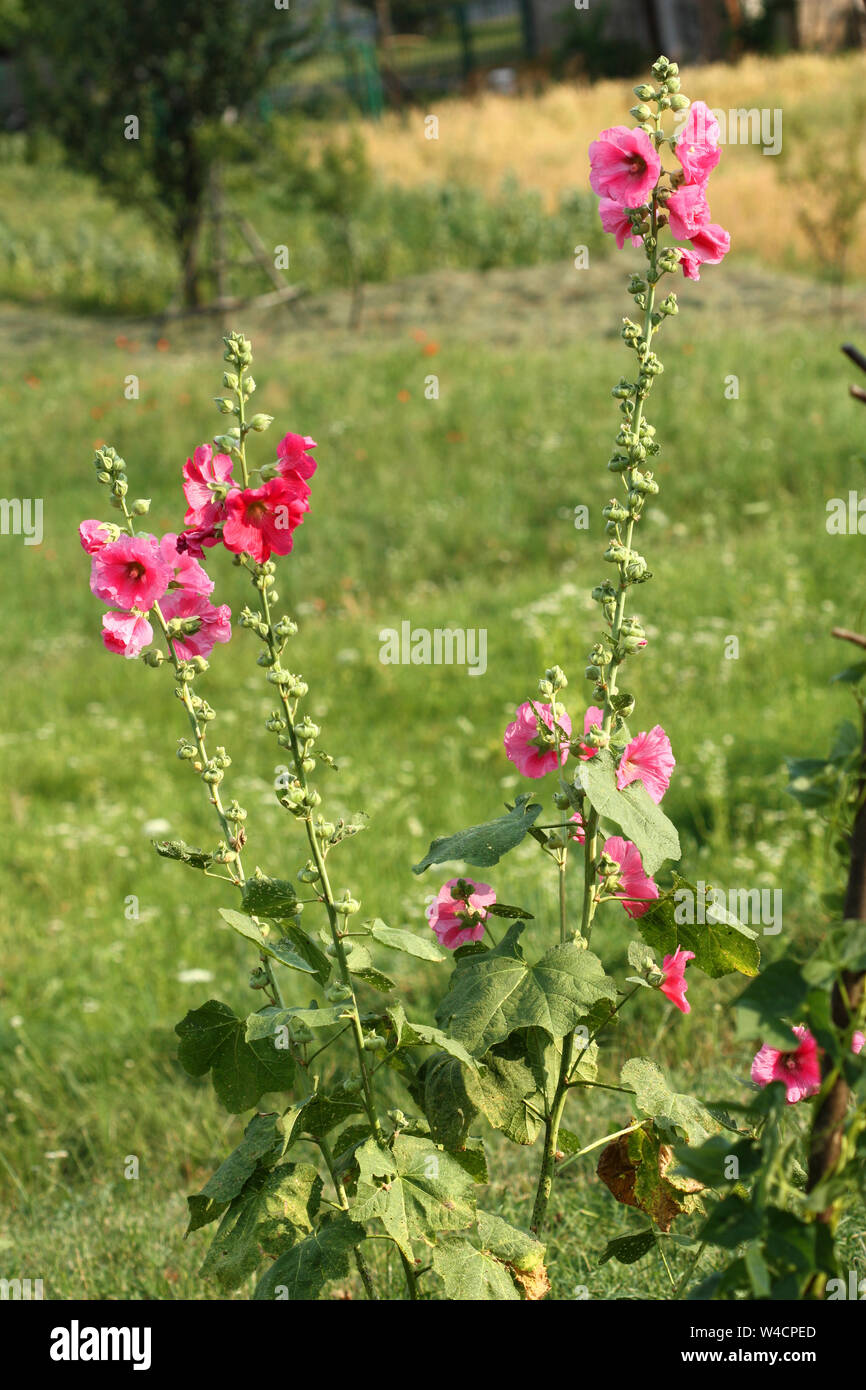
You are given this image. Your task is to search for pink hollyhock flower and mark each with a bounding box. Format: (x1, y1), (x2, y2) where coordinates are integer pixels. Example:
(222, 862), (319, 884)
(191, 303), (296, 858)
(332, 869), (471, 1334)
(689, 221), (730, 268)
(177, 523), (223, 558)
(751, 1025), (821, 1105)
(158, 533), (213, 596)
(79, 520), (113, 554)
(679, 248), (703, 281)
(852, 1031), (865, 1055)
(568, 812), (586, 843)
(277, 432), (317, 482)
(160, 589), (231, 662)
(183, 444), (235, 528)
(666, 183), (710, 241)
(102, 610), (153, 658)
(617, 725), (675, 804)
(660, 946), (695, 1014)
(589, 126), (661, 208)
(160, 589), (232, 662)
(90, 535), (172, 612)
(426, 878), (496, 950)
(675, 101), (721, 187)
(602, 835), (659, 918)
(222, 477), (310, 563)
(598, 198), (643, 250)
(503, 701), (572, 779)
(577, 705), (605, 760)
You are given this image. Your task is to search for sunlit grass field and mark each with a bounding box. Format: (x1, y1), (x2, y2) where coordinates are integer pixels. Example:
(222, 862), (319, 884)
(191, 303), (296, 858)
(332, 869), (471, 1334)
(2, 248), (866, 1297)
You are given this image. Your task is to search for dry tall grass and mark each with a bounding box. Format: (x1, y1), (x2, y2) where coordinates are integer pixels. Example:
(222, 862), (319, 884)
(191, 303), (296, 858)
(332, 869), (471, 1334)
(360, 52), (866, 278)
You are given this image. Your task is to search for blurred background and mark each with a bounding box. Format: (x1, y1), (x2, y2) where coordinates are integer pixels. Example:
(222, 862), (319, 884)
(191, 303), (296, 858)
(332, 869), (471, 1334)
(2, 0), (866, 1299)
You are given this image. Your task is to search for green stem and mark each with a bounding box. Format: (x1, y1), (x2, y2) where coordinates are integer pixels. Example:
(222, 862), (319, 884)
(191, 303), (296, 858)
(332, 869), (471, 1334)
(318, 1137), (378, 1301)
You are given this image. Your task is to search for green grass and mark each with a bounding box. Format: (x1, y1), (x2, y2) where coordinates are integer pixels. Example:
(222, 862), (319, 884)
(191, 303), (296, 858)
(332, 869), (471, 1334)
(2, 253), (866, 1298)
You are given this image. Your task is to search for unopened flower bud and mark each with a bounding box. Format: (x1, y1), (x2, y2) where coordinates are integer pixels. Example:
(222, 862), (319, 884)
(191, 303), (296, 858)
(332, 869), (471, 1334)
(249, 413), (274, 432)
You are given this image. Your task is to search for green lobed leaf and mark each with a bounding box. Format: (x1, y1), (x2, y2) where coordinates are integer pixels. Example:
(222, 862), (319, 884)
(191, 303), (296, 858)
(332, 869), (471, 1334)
(175, 1000), (296, 1114)
(573, 748), (680, 875)
(219, 908), (318, 976)
(253, 1213), (366, 1301)
(368, 919), (447, 962)
(463, 1031), (549, 1146)
(430, 1235), (520, 1301)
(620, 1057), (725, 1147)
(435, 921), (616, 1056)
(197, 1161), (323, 1292)
(637, 877), (759, 979)
(418, 1052), (478, 1150)
(475, 1210), (545, 1272)
(351, 1133), (477, 1257)
(734, 959), (810, 1049)
(412, 794), (543, 873)
(341, 939), (396, 993)
(241, 872), (299, 918)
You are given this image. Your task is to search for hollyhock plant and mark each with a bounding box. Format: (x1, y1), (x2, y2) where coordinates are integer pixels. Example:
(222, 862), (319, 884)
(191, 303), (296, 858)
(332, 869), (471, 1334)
(504, 700), (572, 778)
(102, 610), (153, 658)
(426, 878), (496, 949)
(617, 725), (675, 802)
(90, 534), (172, 612)
(589, 125), (661, 208)
(601, 836), (659, 918)
(660, 946), (695, 1013)
(222, 477), (310, 563)
(751, 1026), (822, 1105)
(409, 56), (755, 1264)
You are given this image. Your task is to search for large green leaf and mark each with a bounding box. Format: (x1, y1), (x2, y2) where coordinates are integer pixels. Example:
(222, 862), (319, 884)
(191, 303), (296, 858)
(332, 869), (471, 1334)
(413, 794), (543, 873)
(176, 1000), (296, 1114)
(418, 1053), (478, 1149)
(734, 959), (809, 1049)
(475, 1210), (545, 1272)
(253, 1213), (366, 1300)
(240, 872), (299, 919)
(368, 920), (447, 962)
(186, 1113), (280, 1234)
(341, 939), (396, 993)
(435, 922), (615, 1056)
(430, 1236), (520, 1300)
(198, 1161), (322, 1292)
(463, 1031), (549, 1146)
(219, 908), (318, 976)
(621, 1057), (726, 1146)
(574, 748), (680, 874)
(638, 878), (759, 979)
(351, 1134), (477, 1256)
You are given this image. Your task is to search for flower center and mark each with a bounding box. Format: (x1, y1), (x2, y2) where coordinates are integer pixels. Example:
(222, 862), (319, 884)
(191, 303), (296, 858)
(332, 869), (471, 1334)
(245, 501), (267, 522)
(629, 157), (646, 174)
(127, 562), (147, 581)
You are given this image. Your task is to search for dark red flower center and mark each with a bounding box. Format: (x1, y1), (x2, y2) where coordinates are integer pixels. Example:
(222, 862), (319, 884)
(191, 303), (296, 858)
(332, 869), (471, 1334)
(245, 501), (268, 523)
(127, 562), (147, 581)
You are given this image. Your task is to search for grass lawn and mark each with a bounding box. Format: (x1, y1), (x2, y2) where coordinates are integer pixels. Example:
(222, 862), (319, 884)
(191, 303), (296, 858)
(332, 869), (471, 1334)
(2, 251), (866, 1297)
